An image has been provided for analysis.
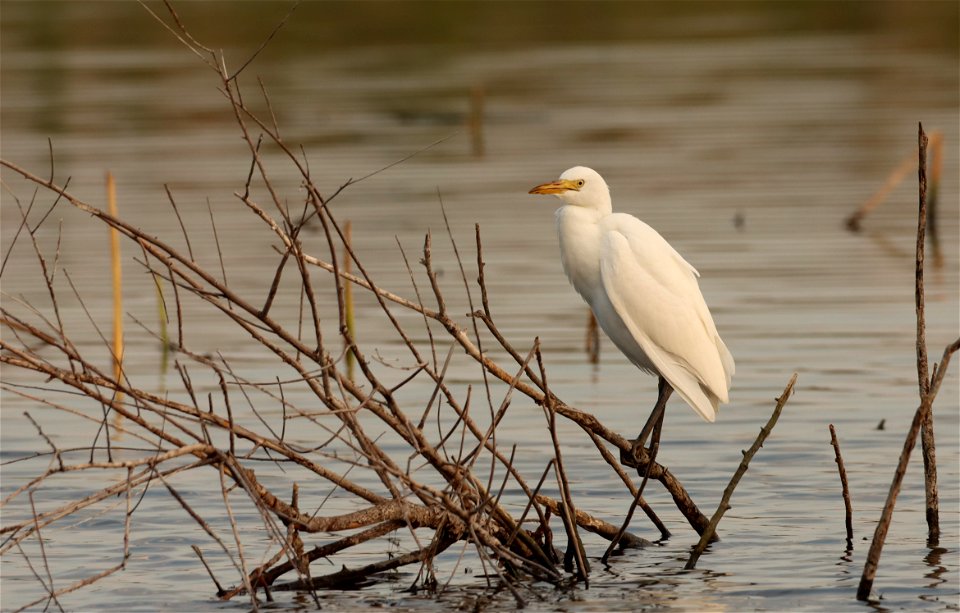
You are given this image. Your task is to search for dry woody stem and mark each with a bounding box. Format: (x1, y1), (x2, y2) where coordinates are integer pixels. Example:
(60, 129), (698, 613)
(913, 126), (940, 545)
(828, 424), (854, 546)
(685, 373), (797, 570)
(856, 123), (956, 602)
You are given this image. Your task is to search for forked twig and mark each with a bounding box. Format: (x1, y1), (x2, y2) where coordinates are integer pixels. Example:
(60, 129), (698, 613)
(857, 338), (959, 601)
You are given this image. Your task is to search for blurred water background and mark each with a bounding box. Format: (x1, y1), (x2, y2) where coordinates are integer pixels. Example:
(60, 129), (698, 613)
(2, 2), (958, 611)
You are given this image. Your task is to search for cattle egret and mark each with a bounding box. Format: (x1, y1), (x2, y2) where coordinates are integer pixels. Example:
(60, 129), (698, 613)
(529, 166), (734, 461)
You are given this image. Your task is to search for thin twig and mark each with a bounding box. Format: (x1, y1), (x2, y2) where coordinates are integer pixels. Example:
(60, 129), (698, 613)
(192, 545), (227, 596)
(685, 373), (797, 569)
(28, 490), (64, 613)
(828, 424), (853, 546)
(164, 184), (194, 262)
(228, 2), (298, 81)
(206, 198), (229, 292)
(219, 463), (259, 610)
(536, 343), (589, 583)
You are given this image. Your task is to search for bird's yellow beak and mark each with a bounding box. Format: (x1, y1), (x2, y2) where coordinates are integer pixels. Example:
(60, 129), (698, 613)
(529, 179), (580, 195)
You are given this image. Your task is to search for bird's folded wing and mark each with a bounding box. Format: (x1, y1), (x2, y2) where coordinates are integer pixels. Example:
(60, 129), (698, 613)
(599, 230), (729, 421)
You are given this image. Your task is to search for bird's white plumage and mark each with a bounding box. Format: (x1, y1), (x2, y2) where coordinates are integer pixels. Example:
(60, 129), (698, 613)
(532, 166), (734, 422)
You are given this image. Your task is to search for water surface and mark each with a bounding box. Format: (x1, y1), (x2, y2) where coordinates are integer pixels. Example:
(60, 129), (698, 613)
(2, 3), (958, 611)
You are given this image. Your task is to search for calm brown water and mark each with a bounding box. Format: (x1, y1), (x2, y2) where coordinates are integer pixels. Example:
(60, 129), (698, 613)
(2, 2), (958, 611)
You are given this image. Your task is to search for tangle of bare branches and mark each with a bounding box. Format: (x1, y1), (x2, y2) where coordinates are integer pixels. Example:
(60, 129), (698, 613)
(0, 4), (798, 609)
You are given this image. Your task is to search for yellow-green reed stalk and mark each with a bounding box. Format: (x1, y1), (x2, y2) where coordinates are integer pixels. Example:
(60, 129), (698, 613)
(107, 172), (124, 405)
(344, 220), (355, 381)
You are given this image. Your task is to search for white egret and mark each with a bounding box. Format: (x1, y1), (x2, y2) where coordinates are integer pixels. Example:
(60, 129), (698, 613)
(529, 166), (734, 461)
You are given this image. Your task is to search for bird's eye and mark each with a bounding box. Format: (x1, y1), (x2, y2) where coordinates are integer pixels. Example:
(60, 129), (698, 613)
(576, 179), (585, 188)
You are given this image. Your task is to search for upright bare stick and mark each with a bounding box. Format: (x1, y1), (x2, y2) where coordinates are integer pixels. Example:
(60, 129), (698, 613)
(913, 124), (939, 544)
(857, 124), (955, 600)
(828, 424), (853, 546)
(914, 125), (930, 394)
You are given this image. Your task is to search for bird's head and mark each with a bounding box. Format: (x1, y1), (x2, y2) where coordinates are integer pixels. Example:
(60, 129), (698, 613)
(529, 166), (611, 213)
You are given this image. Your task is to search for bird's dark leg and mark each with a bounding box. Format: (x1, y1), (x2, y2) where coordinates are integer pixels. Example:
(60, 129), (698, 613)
(605, 379), (671, 560)
(636, 378), (672, 451)
(621, 377), (672, 469)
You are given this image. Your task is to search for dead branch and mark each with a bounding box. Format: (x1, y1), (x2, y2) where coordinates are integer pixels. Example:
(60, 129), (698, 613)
(685, 373), (797, 569)
(857, 338), (959, 601)
(857, 125), (956, 601)
(913, 125), (939, 544)
(828, 424), (854, 546)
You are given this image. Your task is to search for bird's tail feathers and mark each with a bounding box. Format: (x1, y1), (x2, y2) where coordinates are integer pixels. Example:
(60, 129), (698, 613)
(663, 367), (719, 423)
(716, 335), (735, 389)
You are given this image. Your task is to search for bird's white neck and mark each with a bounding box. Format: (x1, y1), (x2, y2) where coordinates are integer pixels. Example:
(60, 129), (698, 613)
(596, 193), (613, 216)
(555, 205), (606, 304)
